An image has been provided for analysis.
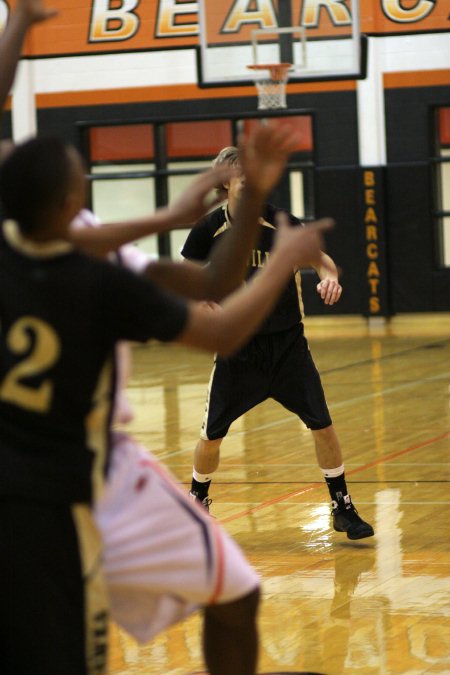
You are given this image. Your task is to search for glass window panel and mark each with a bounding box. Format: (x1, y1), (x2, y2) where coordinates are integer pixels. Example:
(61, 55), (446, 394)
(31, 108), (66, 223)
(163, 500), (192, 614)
(91, 163), (158, 258)
(168, 161), (213, 260)
(90, 125), (154, 162)
(440, 216), (450, 267)
(166, 120), (232, 158)
(435, 110), (450, 269)
(289, 170), (305, 218)
(439, 108), (450, 151)
(240, 116), (313, 153)
(440, 149), (450, 212)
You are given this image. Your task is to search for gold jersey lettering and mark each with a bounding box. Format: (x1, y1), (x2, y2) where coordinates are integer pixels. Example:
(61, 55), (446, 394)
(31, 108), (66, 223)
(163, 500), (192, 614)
(156, 0), (199, 37)
(381, 0), (435, 23)
(89, 0), (140, 43)
(222, 0), (277, 33)
(301, 0), (352, 28)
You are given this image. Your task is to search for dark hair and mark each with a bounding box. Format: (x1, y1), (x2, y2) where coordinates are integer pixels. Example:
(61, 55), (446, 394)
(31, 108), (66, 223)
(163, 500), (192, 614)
(0, 136), (75, 233)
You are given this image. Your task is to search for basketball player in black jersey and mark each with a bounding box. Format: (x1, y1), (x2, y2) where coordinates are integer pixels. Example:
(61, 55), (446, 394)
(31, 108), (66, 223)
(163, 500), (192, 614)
(0, 133), (330, 674)
(183, 145), (374, 541)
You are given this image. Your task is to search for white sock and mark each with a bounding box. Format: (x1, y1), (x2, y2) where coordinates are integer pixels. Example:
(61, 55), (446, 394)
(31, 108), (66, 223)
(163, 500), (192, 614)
(320, 464), (345, 479)
(193, 469), (213, 483)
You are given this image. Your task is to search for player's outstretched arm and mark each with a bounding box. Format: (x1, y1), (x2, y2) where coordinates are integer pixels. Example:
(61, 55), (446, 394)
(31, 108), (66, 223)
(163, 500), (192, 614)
(146, 123), (300, 300)
(68, 165), (233, 257)
(0, 0), (57, 112)
(177, 218), (334, 356)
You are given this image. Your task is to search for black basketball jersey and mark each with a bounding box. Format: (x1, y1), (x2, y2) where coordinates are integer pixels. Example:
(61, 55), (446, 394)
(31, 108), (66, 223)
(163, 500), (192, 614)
(0, 221), (188, 504)
(181, 203), (304, 335)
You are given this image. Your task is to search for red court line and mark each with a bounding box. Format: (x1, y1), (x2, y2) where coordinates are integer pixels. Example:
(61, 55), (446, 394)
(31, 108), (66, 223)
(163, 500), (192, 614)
(220, 430), (450, 524)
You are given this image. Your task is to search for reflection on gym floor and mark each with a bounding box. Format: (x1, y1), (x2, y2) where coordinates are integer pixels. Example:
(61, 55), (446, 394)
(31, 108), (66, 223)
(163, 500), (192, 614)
(108, 315), (450, 675)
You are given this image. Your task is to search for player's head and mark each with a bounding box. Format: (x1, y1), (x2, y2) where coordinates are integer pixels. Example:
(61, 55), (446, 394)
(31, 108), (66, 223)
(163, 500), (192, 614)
(212, 146), (241, 172)
(212, 146), (245, 204)
(0, 136), (86, 238)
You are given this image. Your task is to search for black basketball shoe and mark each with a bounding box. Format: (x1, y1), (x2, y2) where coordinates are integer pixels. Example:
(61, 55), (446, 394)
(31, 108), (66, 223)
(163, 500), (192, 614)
(189, 491), (212, 514)
(332, 494), (374, 540)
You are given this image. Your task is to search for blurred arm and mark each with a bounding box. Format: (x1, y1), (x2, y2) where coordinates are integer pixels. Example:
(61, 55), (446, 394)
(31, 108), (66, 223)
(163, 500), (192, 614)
(0, 0), (57, 112)
(177, 218), (333, 356)
(146, 124), (301, 301)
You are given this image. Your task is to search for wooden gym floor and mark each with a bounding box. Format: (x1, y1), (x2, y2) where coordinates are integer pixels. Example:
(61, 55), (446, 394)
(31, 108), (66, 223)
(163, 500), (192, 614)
(108, 313), (450, 675)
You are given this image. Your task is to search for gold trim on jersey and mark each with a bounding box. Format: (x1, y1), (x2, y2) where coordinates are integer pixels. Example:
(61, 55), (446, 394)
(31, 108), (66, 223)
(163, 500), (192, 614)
(212, 204), (232, 238)
(260, 218), (276, 230)
(213, 223), (230, 238)
(200, 356), (218, 441)
(85, 358), (113, 503)
(72, 504), (109, 675)
(3, 219), (73, 258)
(214, 203), (275, 237)
(294, 269), (305, 320)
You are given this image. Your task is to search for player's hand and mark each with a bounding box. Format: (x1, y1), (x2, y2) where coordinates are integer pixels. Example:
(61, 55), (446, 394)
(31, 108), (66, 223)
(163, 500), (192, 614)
(273, 218), (334, 270)
(239, 123), (299, 197)
(316, 278), (342, 305)
(165, 166), (236, 228)
(16, 0), (58, 25)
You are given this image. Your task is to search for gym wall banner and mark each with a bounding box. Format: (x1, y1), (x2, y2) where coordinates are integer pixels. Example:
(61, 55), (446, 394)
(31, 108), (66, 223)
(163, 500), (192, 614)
(0, 0), (448, 58)
(360, 167), (390, 318)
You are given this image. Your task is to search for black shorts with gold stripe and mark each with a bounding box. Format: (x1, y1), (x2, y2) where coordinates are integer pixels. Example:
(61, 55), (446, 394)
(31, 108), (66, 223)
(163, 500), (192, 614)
(0, 499), (108, 675)
(200, 324), (332, 441)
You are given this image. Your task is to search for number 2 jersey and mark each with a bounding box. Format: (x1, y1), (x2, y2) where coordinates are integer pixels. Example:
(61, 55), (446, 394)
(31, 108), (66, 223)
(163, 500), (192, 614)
(181, 203), (305, 335)
(0, 220), (188, 504)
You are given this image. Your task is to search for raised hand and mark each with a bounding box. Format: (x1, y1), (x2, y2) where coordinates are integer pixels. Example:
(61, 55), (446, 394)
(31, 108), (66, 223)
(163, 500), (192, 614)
(239, 123), (299, 196)
(16, 0), (58, 25)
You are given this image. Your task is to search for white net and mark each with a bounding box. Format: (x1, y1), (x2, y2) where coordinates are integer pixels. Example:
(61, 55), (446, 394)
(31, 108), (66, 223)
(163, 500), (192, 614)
(249, 65), (291, 110)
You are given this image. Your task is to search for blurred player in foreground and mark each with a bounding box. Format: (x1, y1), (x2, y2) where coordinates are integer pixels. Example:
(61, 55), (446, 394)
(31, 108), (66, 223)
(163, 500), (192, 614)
(0, 132), (331, 674)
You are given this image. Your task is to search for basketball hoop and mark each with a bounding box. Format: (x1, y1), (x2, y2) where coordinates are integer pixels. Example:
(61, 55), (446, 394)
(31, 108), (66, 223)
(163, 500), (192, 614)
(247, 63), (292, 110)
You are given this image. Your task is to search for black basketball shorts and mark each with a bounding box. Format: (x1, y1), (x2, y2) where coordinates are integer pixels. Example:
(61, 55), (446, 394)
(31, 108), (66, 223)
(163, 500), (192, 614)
(200, 324), (332, 440)
(0, 498), (109, 675)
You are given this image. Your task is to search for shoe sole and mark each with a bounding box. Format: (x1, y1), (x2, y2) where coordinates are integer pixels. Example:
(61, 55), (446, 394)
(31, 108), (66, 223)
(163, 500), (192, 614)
(334, 524), (375, 540)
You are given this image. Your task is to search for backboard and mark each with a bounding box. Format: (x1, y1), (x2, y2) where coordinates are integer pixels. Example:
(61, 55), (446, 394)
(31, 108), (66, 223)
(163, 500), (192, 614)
(197, 0), (365, 87)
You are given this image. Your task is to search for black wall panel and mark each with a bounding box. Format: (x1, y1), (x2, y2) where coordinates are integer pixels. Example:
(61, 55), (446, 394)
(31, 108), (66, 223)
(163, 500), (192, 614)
(302, 167), (362, 315)
(385, 86), (450, 163)
(385, 164), (434, 312)
(385, 85), (450, 311)
(288, 91), (359, 166)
